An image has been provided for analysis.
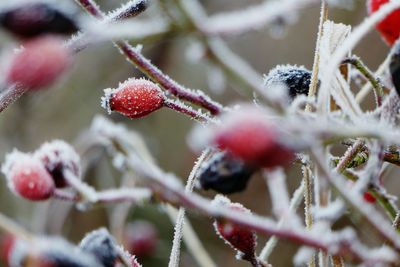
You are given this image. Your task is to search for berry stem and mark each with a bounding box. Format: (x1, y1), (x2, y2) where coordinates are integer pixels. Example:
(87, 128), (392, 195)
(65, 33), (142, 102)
(0, 84), (28, 113)
(74, 0), (224, 115)
(0, 213), (32, 241)
(163, 99), (216, 123)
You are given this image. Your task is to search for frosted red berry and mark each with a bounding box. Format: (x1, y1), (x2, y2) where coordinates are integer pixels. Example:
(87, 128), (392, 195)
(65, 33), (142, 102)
(213, 107), (294, 168)
(367, 0), (400, 46)
(1, 151), (55, 201)
(213, 196), (257, 259)
(102, 78), (165, 118)
(363, 191), (376, 203)
(124, 221), (158, 258)
(5, 36), (71, 90)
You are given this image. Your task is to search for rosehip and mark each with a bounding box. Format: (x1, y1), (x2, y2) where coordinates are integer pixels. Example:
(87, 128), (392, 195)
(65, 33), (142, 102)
(79, 228), (118, 267)
(1, 150), (55, 201)
(264, 65), (312, 99)
(212, 195), (257, 260)
(34, 140), (80, 188)
(5, 36), (72, 90)
(198, 151), (255, 194)
(363, 191), (377, 203)
(367, 0), (400, 46)
(0, 2), (78, 39)
(213, 107), (294, 168)
(0, 234), (15, 266)
(124, 221), (158, 258)
(101, 78), (165, 119)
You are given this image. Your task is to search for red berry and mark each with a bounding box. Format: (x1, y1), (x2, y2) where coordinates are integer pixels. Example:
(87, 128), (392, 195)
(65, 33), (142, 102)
(0, 234), (15, 266)
(101, 78), (165, 119)
(363, 191), (376, 203)
(5, 36), (71, 90)
(367, 0), (400, 46)
(212, 196), (257, 259)
(34, 140), (80, 188)
(2, 151), (55, 201)
(213, 107), (294, 168)
(124, 221), (158, 258)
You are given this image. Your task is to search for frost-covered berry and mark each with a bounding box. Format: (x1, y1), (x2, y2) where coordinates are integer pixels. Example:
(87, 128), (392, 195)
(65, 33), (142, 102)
(198, 151), (255, 194)
(101, 78), (165, 119)
(79, 228), (118, 267)
(5, 36), (72, 90)
(213, 107), (294, 168)
(124, 221), (158, 258)
(264, 65), (312, 99)
(0, 2), (78, 39)
(34, 140), (80, 188)
(367, 0), (400, 46)
(363, 191), (376, 203)
(1, 151), (55, 201)
(0, 234), (15, 266)
(212, 195), (257, 260)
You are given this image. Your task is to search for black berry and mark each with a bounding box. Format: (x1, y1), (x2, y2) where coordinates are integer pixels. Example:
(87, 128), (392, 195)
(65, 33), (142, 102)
(79, 228), (118, 267)
(390, 42), (400, 96)
(264, 65), (312, 99)
(0, 2), (79, 38)
(198, 151), (255, 194)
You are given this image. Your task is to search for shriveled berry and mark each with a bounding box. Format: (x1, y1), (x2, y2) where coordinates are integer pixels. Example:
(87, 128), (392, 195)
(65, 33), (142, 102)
(264, 65), (312, 99)
(124, 221), (158, 258)
(212, 195), (257, 259)
(5, 36), (72, 90)
(101, 78), (165, 119)
(0, 2), (78, 38)
(213, 107), (294, 168)
(363, 191), (377, 203)
(198, 151), (255, 194)
(367, 0), (400, 46)
(79, 228), (118, 267)
(34, 140), (80, 188)
(1, 150), (55, 201)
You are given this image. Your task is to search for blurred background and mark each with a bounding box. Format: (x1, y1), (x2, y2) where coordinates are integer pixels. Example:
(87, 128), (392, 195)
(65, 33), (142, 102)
(0, 0), (396, 266)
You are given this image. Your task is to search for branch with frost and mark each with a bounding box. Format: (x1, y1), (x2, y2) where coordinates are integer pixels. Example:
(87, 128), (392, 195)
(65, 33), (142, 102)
(0, 84), (27, 113)
(74, 0), (224, 115)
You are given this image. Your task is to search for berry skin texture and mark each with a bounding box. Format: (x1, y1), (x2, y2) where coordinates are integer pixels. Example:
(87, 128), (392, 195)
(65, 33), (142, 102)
(0, 2), (78, 39)
(213, 107), (294, 168)
(124, 221), (158, 259)
(102, 78), (165, 119)
(367, 0), (400, 46)
(264, 65), (312, 99)
(198, 151), (255, 194)
(5, 36), (71, 90)
(1, 151), (55, 201)
(212, 196), (257, 259)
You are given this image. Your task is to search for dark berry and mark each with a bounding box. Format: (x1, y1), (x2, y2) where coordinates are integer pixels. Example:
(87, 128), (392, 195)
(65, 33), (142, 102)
(0, 2), (79, 38)
(79, 228), (118, 267)
(390, 42), (400, 95)
(264, 65), (312, 99)
(124, 221), (158, 258)
(198, 151), (255, 194)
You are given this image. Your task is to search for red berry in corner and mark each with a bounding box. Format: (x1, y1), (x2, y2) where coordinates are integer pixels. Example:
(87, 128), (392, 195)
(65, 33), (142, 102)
(1, 151), (55, 201)
(367, 0), (400, 46)
(213, 106), (294, 168)
(5, 36), (71, 90)
(101, 78), (165, 119)
(124, 221), (158, 258)
(212, 195), (257, 259)
(0, 234), (15, 266)
(363, 191), (377, 203)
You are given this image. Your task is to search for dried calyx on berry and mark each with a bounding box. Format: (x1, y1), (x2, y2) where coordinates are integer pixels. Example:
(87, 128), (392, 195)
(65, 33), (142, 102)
(1, 150), (55, 201)
(212, 105), (295, 169)
(9, 237), (104, 267)
(198, 151), (255, 194)
(212, 195), (258, 263)
(264, 65), (312, 99)
(5, 36), (72, 90)
(367, 0), (400, 46)
(79, 228), (118, 267)
(34, 140), (80, 188)
(101, 78), (165, 119)
(124, 221), (158, 259)
(0, 2), (79, 38)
